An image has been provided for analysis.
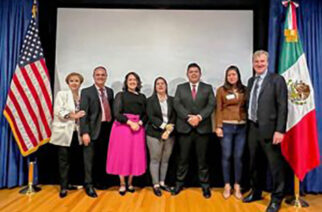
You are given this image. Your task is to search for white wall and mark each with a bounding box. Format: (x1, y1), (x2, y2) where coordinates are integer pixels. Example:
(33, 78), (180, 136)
(56, 8), (253, 96)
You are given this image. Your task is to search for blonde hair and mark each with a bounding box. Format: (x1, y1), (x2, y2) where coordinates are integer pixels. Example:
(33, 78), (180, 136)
(65, 72), (84, 84)
(253, 50), (269, 61)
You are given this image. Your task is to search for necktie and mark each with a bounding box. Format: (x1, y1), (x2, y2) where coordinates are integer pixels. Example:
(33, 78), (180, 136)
(250, 76), (260, 122)
(99, 88), (111, 122)
(192, 84), (197, 100)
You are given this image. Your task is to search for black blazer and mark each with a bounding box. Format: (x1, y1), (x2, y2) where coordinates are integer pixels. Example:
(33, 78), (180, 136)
(246, 72), (288, 139)
(174, 81), (215, 134)
(80, 85), (114, 140)
(146, 94), (176, 139)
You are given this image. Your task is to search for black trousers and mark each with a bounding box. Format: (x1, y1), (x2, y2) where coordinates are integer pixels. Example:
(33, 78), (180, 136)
(83, 121), (112, 186)
(248, 122), (286, 201)
(176, 130), (210, 188)
(58, 131), (81, 189)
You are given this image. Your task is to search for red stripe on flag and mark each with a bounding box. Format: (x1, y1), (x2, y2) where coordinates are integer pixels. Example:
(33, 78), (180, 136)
(12, 74), (44, 141)
(30, 62), (52, 114)
(282, 110), (320, 181)
(8, 91), (38, 147)
(20, 66), (51, 137)
(39, 58), (51, 81)
(291, 2), (297, 30)
(3, 106), (28, 152)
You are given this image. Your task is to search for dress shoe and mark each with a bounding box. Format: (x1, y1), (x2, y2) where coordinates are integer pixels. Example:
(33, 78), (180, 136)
(127, 185), (135, 193)
(85, 185), (98, 198)
(202, 187), (211, 199)
(171, 185), (183, 196)
(266, 201), (281, 212)
(119, 185), (126, 196)
(153, 186), (162, 197)
(59, 189), (67, 198)
(243, 191), (262, 203)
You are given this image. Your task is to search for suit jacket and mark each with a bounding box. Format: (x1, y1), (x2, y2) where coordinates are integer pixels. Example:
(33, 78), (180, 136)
(80, 85), (114, 140)
(50, 90), (81, 147)
(174, 81), (215, 134)
(246, 72), (288, 139)
(146, 94), (176, 139)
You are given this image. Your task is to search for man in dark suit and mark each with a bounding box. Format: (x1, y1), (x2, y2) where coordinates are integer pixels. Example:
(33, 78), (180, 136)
(172, 63), (215, 198)
(243, 50), (288, 212)
(80, 66), (114, 198)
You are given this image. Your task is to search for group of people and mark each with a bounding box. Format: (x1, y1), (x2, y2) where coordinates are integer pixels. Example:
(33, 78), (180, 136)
(50, 50), (288, 212)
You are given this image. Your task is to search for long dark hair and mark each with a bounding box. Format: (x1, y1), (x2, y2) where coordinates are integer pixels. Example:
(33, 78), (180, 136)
(153, 76), (168, 95)
(122, 72), (142, 92)
(223, 65), (246, 92)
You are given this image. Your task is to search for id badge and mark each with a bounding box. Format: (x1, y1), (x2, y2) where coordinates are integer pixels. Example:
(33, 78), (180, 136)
(226, 93), (236, 100)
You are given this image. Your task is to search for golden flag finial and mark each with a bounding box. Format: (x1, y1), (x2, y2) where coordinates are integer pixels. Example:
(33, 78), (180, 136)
(32, 0), (37, 18)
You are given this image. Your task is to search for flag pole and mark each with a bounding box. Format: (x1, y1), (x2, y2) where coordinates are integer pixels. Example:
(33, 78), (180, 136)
(19, 154), (41, 195)
(285, 175), (309, 208)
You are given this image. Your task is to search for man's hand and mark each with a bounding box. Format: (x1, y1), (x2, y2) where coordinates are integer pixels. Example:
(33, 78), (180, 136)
(188, 115), (201, 127)
(82, 133), (91, 146)
(161, 131), (169, 140)
(272, 132), (284, 145)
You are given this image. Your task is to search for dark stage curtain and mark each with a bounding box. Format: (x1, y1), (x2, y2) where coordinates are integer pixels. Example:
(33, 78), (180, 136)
(0, 0), (37, 188)
(268, 0), (322, 192)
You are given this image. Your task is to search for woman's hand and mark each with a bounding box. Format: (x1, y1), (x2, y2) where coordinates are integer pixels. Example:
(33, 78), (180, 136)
(161, 131), (169, 140)
(215, 128), (224, 137)
(82, 133), (91, 146)
(127, 120), (140, 131)
(69, 110), (86, 120)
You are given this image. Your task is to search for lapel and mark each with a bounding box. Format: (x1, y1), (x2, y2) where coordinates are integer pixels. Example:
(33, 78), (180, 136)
(258, 72), (271, 100)
(195, 82), (203, 102)
(185, 82), (195, 103)
(153, 94), (162, 117)
(67, 90), (76, 111)
(167, 96), (172, 118)
(90, 85), (101, 108)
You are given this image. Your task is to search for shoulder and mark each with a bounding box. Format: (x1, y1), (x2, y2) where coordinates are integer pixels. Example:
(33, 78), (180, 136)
(216, 86), (225, 94)
(139, 93), (147, 100)
(81, 85), (95, 94)
(200, 81), (213, 90)
(115, 91), (124, 98)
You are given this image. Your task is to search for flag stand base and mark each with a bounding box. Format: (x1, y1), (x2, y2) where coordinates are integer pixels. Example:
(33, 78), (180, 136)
(19, 184), (41, 195)
(285, 196), (309, 208)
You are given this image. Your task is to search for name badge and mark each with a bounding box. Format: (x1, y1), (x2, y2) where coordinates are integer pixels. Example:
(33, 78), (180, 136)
(226, 94), (236, 100)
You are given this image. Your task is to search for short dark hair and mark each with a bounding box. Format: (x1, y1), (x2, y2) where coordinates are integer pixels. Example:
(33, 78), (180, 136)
(93, 66), (107, 75)
(187, 63), (201, 73)
(223, 65), (246, 92)
(123, 72), (142, 92)
(65, 72), (84, 84)
(153, 76), (168, 95)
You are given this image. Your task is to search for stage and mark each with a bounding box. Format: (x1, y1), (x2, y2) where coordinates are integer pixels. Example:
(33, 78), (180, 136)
(0, 186), (321, 212)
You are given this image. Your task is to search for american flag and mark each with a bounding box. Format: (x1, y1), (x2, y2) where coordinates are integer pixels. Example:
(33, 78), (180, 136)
(3, 4), (53, 156)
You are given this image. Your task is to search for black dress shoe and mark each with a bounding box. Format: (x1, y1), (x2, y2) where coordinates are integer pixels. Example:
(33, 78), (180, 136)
(202, 187), (211, 199)
(127, 185), (135, 193)
(85, 185), (98, 198)
(59, 189), (67, 198)
(171, 185), (183, 196)
(153, 187), (162, 197)
(266, 201), (281, 212)
(243, 191), (262, 203)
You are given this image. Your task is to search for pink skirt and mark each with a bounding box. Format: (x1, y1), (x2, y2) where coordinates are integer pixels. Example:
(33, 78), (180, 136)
(106, 114), (147, 176)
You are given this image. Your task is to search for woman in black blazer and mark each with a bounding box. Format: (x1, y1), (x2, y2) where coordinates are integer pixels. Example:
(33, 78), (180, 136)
(146, 77), (176, 197)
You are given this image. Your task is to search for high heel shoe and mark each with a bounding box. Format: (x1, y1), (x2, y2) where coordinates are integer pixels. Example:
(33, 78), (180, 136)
(222, 185), (231, 199)
(119, 185), (126, 196)
(233, 184), (243, 200)
(127, 185), (135, 193)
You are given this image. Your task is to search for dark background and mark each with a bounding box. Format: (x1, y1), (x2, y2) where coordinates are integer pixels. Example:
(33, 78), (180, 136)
(36, 0), (281, 190)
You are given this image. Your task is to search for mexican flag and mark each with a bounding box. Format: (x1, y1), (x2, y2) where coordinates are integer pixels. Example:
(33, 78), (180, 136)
(278, 1), (320, 181)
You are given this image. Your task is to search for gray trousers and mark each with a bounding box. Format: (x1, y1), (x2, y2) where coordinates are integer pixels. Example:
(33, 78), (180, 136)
(147, 135), (175, 185)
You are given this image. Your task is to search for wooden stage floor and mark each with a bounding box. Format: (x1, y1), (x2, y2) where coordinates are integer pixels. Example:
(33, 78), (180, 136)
(0, 185), (321, 212)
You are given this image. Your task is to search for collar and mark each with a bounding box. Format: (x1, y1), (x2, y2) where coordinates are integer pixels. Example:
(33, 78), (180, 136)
(255, 69), (268, 80)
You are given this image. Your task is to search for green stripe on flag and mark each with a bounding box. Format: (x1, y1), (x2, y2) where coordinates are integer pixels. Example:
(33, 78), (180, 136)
(278, 40), (304, 74)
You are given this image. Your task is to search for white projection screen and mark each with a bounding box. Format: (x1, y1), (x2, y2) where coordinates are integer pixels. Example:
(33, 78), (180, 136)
(55, 8), (253, 96)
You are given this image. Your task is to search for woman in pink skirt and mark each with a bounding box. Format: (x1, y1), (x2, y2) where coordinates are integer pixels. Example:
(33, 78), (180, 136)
(106, 72), (147, 195)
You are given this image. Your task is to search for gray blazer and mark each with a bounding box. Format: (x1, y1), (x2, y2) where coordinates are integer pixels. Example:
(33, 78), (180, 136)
(174, 81), (215, 134)
(246, 72), (288, 139)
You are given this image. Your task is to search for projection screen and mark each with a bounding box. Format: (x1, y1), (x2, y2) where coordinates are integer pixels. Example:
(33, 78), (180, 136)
(55, 8), (253, 96)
